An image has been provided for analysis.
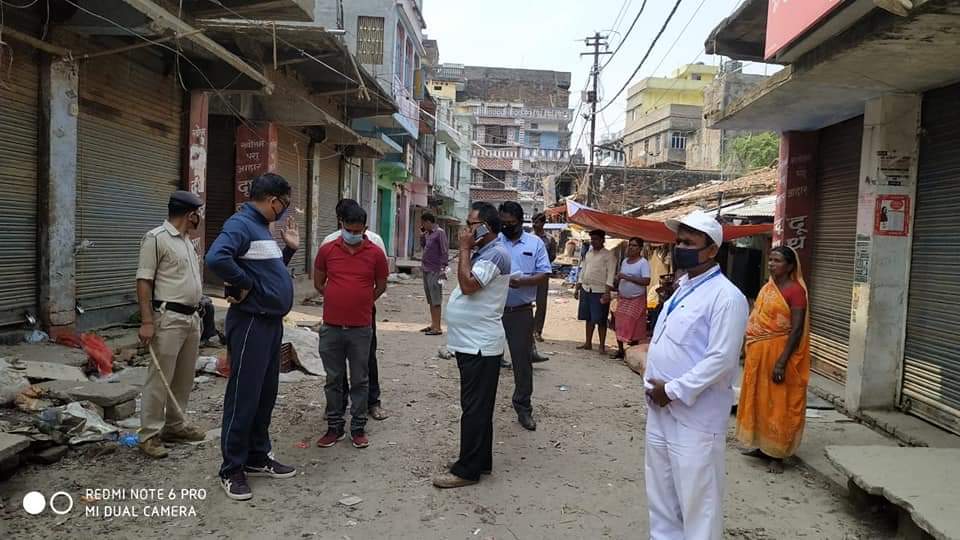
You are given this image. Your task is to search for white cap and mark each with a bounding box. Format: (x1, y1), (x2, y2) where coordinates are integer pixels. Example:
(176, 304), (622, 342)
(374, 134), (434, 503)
(665, 210), (724, 246)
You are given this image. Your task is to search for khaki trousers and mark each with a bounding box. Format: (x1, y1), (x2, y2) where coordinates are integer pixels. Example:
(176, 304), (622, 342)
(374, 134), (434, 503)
(139, 310), (200, 441)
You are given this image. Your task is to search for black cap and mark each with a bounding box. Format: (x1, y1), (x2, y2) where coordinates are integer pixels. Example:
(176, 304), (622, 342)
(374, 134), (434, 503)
(169, 190), (203, 209)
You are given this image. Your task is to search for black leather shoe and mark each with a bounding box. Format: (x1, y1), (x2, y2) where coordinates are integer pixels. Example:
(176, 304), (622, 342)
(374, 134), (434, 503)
(518, 412), (537, 431)
(531, 353), (550, 364)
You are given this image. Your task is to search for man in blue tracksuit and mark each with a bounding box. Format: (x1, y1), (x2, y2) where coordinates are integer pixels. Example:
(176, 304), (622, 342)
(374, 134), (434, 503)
(205, 173), (300, 501)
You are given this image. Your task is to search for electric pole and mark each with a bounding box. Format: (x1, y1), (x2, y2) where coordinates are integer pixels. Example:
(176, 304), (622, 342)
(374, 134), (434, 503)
(581, 32), (611, 207)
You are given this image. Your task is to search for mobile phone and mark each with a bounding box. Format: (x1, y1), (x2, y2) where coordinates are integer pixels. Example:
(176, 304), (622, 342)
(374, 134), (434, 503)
(473, 223), (490, 241)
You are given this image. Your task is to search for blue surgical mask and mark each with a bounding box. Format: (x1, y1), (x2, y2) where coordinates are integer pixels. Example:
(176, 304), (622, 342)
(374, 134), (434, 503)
(342, 230), (364, 245)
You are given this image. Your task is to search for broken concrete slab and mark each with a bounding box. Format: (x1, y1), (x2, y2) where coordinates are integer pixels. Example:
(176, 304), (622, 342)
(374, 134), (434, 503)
(36, 380), (139, 408)
(112, 366), (149, 387)
(26, 445), (68, 465)
(0, 433), (31, 462)
(19, 361), (88, 382)
(104, 400), (137, 421)
(826, 445), (960, 540)
(0, 343), (89, 368)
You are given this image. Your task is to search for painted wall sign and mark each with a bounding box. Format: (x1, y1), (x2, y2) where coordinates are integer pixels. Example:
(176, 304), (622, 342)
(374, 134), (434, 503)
(235, 124), (278, 209)
(874, 194), (910, 237)
(854, 234), (872, 283)
(876, 150), (911, 186)
(185, 92), (209, 256)
(765, 0), (844, 60)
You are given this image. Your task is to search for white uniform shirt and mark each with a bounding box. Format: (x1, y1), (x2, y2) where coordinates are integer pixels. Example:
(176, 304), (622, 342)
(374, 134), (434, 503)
(445, 240), (512, 356)
(322, 229), (386, 254)
(644, 265), (749, 434)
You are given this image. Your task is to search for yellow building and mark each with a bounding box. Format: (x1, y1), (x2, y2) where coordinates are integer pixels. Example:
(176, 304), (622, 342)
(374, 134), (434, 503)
(623, 63), (718, 168)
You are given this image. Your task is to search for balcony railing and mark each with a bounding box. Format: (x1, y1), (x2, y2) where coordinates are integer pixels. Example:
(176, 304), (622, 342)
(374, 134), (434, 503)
(472, 147), (520, 159)
(521, 148), (570, 161)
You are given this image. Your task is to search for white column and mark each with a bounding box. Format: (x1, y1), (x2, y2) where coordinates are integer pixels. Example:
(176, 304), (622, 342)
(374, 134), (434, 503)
(846, 94), (922, 411)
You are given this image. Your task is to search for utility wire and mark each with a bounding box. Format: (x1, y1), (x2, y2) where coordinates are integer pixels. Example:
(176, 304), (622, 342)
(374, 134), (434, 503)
(601, 0), (648, 71)
(596, 0), (684, 115)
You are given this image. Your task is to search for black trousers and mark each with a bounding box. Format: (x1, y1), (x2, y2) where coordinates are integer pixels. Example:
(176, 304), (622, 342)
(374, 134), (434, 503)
(451, 351), (501, 481)
(534, 282), (549, 335)
(503, 306), (535, 416)
(341, 317), (381, 409)
(319, 325), (373, 434)
(220, 309), (281, 477)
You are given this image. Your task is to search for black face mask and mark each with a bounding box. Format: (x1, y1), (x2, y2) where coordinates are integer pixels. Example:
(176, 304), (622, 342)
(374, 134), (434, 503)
(502, 223), (522, 239)
(673, 245), (710, 270)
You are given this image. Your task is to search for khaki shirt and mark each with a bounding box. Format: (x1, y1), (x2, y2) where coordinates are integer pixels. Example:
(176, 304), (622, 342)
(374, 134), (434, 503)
(136, 221), (202, 306)
(578, 247), (618, 293)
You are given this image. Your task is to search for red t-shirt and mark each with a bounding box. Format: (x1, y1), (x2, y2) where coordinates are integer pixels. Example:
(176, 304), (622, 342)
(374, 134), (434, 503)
(780, 282), (808, 309)
(314, 238), (389, 327)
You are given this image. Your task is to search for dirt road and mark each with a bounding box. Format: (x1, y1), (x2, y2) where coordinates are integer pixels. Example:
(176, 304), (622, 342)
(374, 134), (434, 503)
(1, 278), (892, 539)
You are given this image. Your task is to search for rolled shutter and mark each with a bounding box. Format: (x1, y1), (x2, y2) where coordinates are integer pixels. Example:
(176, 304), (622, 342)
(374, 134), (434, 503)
(902, 83), (960, 435)
(277, 128), (310, 274)
(808, 116), (862, 383)
(0, 42), (40, 326)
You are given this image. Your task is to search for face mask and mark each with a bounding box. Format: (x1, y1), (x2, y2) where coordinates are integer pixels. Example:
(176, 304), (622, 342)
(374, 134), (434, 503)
(272, 199), (289, 223)
(673, 245), (709, 270)
(342, 230), (364, 245)
(502, 223), (521, 239)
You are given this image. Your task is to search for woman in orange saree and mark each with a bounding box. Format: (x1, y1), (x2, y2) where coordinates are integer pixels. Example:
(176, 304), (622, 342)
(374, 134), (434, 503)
(736, 246), (810, 473)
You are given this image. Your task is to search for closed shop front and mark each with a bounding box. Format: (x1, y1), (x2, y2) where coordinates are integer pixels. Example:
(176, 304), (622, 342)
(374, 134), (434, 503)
(204, 115), (237, 285)
(313, 142), (341, 249)
(808, 116), (863, 383)
(0, 42), (40, 327)
(277, 128), (310, 275)
(902, 83), (960, 435)
(75, 54), (182, 322)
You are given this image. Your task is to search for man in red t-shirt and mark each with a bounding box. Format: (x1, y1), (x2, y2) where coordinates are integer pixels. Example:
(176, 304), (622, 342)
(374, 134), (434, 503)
(313, 205), (388, 449)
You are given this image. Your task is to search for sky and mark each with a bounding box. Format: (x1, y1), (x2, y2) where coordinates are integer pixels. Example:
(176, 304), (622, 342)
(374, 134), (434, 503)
(422, 0), (777, 151)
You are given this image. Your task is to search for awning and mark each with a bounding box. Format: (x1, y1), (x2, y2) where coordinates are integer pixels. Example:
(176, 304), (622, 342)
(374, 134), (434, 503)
(564, 201), (772, 244)
(345, 136), (397, 159)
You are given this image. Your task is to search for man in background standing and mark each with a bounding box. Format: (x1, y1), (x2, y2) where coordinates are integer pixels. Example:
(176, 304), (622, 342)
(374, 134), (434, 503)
(322, 199), (388, 421)
(575, 229), (617, 354)
(531, 213), (557, 343)
(135, 190), (207, 459)
(644, 211), (749, 539)
(499, 202), (551, 431)
(314, 205), (389, 450)
(433, 202), (511, 489)
(419, 212), (448, 336)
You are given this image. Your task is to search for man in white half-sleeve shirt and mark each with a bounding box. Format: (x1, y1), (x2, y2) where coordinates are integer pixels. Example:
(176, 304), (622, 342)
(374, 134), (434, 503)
(643, 211), (749, 540)
(432, 202), (511, 490)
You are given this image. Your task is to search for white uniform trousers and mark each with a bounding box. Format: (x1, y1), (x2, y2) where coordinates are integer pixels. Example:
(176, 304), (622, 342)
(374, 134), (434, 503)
(644, 404), (725, 540)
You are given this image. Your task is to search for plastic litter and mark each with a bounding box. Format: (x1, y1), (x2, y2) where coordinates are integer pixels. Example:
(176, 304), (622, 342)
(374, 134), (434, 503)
(118, 432), (139, 447)
(557, 384), (569, 392)
(338, 495), (362, 507)
(25, 329), (49, 344)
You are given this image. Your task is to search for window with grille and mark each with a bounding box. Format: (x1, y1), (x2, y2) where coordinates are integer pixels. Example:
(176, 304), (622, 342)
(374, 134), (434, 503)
(356, 17), (385, 64)
(671, 131), (688, 150)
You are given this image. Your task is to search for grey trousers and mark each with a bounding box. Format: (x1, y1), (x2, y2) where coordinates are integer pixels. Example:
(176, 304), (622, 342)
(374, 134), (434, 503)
(319, 325), (373, 433)
(534, 282), (549, 336)
(503, 306), (535, 416)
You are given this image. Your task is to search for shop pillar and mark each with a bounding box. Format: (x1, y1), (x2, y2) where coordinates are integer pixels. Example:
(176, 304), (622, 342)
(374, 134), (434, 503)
(235, 123), (279, 208)
(773, 131), (818, 273)
(185, 91), (209, 257)
(39, 58), (78, 337)
(846, 94), (922, 411)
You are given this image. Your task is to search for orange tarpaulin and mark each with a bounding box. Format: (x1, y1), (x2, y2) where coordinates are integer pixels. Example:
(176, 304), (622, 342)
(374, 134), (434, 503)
(564, 201), (772, 243)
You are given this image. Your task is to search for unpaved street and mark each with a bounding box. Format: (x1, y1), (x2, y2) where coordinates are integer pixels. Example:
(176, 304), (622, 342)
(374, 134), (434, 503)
(1, 279), (892, 539)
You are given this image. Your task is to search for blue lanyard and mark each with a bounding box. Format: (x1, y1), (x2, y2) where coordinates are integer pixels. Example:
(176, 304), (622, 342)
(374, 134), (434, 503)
(666, 269), (721, 318)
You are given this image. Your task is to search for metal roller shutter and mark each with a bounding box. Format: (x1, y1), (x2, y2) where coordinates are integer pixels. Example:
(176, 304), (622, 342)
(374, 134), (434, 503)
(204, 115), (237, 285)
(0, 42), (40, 327)
(76, 55), (182, 315)
(313, 142), (341, 243)
(902, 83), (960, 435)
(808, 116), (862, 383)
(277, 128), (310, 274)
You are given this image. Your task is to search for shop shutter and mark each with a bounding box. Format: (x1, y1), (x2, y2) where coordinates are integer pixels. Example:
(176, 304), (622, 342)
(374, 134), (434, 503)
(75, 55), (182, 316)
(204, 115), (237, 285)
(277, 128), (310, 274)
(313, 142), (342, 244)
(808, 116), (862, 383)
(0, 42), (40, 327)
(902, 83), (960, 435)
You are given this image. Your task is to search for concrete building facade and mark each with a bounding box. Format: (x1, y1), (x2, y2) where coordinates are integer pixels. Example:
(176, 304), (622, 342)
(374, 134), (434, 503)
(708, 0), (960, 435)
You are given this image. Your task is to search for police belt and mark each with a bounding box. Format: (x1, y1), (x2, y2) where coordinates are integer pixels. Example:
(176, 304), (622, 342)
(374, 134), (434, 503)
(153, 301), (200, 315)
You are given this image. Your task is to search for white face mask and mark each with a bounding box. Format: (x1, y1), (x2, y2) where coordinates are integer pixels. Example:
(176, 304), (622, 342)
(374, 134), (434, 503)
(342, 230), (364, 245)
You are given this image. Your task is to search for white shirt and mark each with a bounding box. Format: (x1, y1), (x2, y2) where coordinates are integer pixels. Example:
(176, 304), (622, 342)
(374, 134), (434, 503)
(445, 240), (512, 356)
(644, 266), (749, 434)
(617, 257), (651, 299)
(322, 229), (386, 254)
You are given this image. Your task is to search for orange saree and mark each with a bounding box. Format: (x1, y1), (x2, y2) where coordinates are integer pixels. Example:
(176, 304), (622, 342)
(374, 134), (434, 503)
(735, 264), (811, 459)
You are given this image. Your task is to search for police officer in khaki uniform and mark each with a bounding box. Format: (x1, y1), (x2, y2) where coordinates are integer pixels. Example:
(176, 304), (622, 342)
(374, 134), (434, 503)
(135, 191), (207, 458)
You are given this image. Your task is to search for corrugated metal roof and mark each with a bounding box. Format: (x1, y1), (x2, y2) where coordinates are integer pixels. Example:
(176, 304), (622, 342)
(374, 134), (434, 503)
(724, 194), (776, 217)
